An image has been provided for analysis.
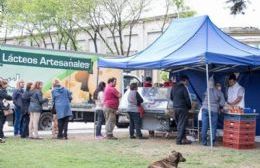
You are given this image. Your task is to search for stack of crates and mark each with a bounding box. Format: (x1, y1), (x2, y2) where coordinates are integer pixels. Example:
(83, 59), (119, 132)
(223, 114), (256, 149)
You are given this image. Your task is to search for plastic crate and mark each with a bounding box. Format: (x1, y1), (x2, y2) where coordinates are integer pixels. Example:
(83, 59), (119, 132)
(224, 120), (256, 131)
(223, 136), (255, 144)
(223, 141), (255, 149)
(224, 114), (257, 121)
(223, 129), (255, 139)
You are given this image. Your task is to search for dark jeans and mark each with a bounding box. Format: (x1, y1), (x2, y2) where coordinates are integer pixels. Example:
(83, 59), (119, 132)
(21, 113), (30, 138)
(175, 108), (189, 144)
(14, 106), (22, 135)
(128, 112), (142, 138)
(0, 111), (6, 138)
(58, 116), (69, 138)
(96, 110), (105, 136)
(201, 109), (218, 145)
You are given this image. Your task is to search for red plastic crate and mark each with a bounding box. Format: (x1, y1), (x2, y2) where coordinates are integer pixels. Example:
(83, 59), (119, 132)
(223, 141), (255, 149)
(223, 129), (255, 139)
(223, 136), (255, 144)
(224, 120), (256, 131)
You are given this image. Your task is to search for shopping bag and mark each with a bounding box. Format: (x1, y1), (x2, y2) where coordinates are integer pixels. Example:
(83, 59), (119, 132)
(2, 99), (12, 116)
(138, 105), (145, 118)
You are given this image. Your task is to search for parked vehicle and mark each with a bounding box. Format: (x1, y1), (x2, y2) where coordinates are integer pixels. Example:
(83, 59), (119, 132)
(0, 45), (140, 130)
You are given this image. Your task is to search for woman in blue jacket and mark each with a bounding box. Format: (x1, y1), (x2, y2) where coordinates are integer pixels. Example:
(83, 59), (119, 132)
(52, 79), (72, 140)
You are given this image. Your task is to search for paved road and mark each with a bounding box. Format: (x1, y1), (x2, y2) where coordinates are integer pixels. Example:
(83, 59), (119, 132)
(4, 122), (260, 142)
(3, 122), (128, 137)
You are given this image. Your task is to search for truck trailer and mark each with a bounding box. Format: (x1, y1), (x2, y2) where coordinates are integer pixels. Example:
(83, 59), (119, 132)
(0, 44), (140, 130)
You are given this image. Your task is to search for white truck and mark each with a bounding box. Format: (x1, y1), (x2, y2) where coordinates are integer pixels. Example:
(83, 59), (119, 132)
(0, 44), (140, 130)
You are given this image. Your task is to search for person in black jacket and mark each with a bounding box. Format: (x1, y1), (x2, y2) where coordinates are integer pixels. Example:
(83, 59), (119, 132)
(170, 75), (192, 145)
(21, 82), (33, 138)
(0, 80), (12, 140)
(12, 80), (25, 136)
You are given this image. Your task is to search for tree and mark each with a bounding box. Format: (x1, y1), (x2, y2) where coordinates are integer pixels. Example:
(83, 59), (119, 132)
(226, 0), (249, 15)
(0, 0), (9, 44)
(74, 0), (100, 53)
(87, 0), (148, 56)
(5, 0), (57, 47)
(160, 0), (196, 32)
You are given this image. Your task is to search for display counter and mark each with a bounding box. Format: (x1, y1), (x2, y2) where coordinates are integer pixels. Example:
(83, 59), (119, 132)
(119, 87), (198, 131)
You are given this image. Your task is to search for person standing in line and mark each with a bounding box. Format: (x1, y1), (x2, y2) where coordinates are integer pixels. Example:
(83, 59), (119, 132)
(51, 100), (58, 139)
(201, 82), (225, 146)
(20, 82), (33, 138)
(51, 82), (58, 139)
(28, 81), (48, 139)
(127, 83), (147, 139)
(52, 79), (72, 140)
(103, 77), (121, 140)
(0, 80), (12, 142)
(170, 75), (192, 145)
(12, 80), (25, 136)
(93, 81), (106, 139)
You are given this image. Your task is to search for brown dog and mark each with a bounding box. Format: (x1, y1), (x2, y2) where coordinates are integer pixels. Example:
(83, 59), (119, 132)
(148, 150), (186, 168)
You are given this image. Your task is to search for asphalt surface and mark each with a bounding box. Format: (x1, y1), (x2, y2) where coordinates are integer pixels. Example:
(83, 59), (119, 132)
(3, 122), (260, 142)
(3, 122), (129, 137)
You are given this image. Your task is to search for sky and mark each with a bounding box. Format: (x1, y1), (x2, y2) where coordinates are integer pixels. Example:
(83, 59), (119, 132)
(147, 0), (260, 28)
(186, 0), (260, 28)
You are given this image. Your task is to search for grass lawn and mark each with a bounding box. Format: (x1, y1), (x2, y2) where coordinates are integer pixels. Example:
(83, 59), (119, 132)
(0, 134), (260, 168)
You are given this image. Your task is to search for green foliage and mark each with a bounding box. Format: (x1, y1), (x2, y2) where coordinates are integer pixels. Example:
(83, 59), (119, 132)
(226, 0), (249, 15)
(160, 71), (169, 81)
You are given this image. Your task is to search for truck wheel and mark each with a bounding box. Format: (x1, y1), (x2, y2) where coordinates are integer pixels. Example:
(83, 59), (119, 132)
(39, 112), (53, 131)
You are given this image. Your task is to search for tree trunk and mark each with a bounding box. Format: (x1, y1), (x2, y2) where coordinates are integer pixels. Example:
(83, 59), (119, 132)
(48, 31), (55, 49)
(126, 25), (134, 57)
(118, 19), (124, 55)
(93, 31), (98, 53)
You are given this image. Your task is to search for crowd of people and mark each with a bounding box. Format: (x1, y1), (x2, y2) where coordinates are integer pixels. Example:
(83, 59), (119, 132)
(0, 79), (72, 143)
(0, 73), (245, 146)
(93, 77), (148, 140)
(170, 74), (244, 146)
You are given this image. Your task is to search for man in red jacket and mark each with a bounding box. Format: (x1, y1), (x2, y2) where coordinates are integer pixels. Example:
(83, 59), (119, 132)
(103, 77), (122, 139)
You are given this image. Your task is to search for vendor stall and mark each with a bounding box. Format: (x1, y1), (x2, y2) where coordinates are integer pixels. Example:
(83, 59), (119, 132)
(98, 15), (260, 148)
(119, 87), (198, 132)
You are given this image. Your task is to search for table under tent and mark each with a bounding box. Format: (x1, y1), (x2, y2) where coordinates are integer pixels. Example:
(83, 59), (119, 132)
(98, 15), (260, 148)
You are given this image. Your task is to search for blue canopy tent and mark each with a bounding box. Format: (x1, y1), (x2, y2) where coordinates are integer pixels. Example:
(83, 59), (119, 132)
(99, 15), (260, 70)
(98, 15), (260, 148)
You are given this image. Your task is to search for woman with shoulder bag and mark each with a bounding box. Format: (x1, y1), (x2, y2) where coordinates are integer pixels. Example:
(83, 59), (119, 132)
(28, 81), (48, 139)
(0, 80), (12, 142)
(21, 82), (33, 138)
(52, 79), (72, 140)
(127, 83), (147, 139)
(93, 81), (106, 139)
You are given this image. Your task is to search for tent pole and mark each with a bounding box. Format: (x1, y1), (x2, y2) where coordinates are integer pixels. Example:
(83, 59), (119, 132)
(94, 65), (100, 139)
(206, 64), (213, 149)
